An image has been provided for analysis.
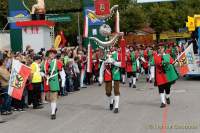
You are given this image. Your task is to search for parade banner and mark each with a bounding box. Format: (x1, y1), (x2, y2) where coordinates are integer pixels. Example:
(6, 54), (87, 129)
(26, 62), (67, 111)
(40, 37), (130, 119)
(84, 6), (104, 26)
(54, 35), (62, 49)
(9, 10), (29, 29)
(83, 15), (89, 38)
(186, 16), (195, 32)
(8, 59), (31, 100)
(137, 0), (176, 3)
(120, 38), (126, 68)
(94, 0), (111, 16)
(177, 44), (195, 76)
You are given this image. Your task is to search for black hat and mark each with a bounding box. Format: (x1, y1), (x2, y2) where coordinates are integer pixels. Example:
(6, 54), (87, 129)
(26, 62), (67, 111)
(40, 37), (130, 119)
(33, 55), (41, 61)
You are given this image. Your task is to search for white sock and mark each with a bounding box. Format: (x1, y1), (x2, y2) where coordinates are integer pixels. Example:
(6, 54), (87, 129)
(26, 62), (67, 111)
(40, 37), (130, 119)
(136, 73), (139, 79)
(160, 93), (166, 104)
(132, 77), (136, 85)
(122, 75), (125, 83)
(166, 94), (170, 99)
(150, 66), (155, 80)
(112, 81), (114, 88)
(149, 74), (152, 81)
(110, 96), (114, 104)
(128, 78), (132, 84)
(114, 96), (120, 109)
(51, 102), (57, 115)
(80, 70), (85, 87)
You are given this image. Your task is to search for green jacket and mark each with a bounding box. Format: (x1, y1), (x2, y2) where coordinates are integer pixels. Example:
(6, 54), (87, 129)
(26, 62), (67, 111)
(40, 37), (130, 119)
(112, 51), (121, 81)
(130, 52), (137, 72)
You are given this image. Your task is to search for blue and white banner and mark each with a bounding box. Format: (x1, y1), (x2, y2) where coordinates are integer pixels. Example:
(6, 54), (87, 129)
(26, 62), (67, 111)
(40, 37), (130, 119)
(137, 0), (176, 3)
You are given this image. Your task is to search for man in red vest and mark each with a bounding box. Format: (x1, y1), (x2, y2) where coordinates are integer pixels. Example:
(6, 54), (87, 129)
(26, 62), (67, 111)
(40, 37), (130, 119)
(154, 47), (179, 108)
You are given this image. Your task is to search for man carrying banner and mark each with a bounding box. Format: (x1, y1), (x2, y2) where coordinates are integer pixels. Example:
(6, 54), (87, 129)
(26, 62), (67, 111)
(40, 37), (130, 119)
(148, 49), (156, 83)
(154, 47), (179, 108)
(126, 46), (137, 88)
(99, 50), (122, 113)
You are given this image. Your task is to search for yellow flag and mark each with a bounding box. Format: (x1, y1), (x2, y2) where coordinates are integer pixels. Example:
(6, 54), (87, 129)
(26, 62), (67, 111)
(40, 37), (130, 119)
(187, 16), (195, 32)
(54, 35), (62, 49)
(194, 15), (200, 27)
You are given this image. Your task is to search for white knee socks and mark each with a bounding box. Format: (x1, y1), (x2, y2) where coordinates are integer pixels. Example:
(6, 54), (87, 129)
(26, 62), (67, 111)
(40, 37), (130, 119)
(132, 77), (136, 85)
(160, 93), (166, 104)
(128, 77), (132, 84)
(51, 102), (57, 115)
(114, 96), (120, 109)
(122, 75), (126, 83)
(166, 94), (170, 99)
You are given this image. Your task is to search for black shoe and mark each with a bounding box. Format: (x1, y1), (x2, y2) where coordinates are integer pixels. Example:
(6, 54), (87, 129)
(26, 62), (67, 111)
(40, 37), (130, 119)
(122, 82), (125, 84)
(114, 108), (119, 113)
(33, 105), (43, 109)
(149, 80), (153, 83)
(132, 85), (136, 88)
(146, 78), (149, 82)
(110, 104), (113, 110)
(129, 83), (132, 87)
(160, 103), (166, 108)
(51, 114), (56, 120)
(1, 111), (7, 115)
(0, 120), (6, 123)
(166, 98), (170, 105)
(154, 82), (157, 87)
(7, 111), (12, 115)
(81, 86), (87, 88)
(55, 108), (58, 114)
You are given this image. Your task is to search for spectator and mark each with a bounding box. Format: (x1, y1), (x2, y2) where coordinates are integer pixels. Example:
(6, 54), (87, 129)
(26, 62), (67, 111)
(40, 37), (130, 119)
(73, 56), (80, 91)
(30, 55), (43, 109)
(0, 55), (12, 115)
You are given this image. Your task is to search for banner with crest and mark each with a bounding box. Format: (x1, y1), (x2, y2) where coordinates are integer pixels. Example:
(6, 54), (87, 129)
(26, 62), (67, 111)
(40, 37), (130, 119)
(8, 59), (31, 100)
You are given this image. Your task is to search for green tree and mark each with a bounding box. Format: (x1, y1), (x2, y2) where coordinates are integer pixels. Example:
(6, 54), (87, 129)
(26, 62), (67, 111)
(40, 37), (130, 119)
(109, 0), (147, 33)
(0, 0), (8, 29)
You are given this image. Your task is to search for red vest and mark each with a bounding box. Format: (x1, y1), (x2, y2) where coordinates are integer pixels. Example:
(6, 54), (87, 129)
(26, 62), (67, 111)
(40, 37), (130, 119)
(104, 63), (112, 81)
(126, 52), (132, 72)
(166, 49), (171, 54)
(43, 60), (50, 92)
(94, 61), (99, 71)
(144, 50), (148, 59)
(154, 54), (174, 86)
(135, 51), (139, 59)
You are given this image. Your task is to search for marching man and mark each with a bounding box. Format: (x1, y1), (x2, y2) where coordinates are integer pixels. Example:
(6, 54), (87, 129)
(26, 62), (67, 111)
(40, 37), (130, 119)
(148, 49), (156, 83)
(99, 50), (122, 113)
(154, 47), (179, 108)
(126, 46), (137, 88)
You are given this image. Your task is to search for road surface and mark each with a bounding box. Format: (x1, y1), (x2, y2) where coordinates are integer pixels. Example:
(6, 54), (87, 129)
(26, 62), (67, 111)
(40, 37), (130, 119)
(0, 77), (200, 133)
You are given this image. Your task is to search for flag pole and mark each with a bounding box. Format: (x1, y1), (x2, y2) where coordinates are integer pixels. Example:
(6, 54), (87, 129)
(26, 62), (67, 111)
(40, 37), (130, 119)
(172, 43), (191, 64)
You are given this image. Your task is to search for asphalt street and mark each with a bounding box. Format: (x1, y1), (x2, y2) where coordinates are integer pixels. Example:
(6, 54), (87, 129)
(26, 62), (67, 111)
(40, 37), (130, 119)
(0, 77), (200, 133)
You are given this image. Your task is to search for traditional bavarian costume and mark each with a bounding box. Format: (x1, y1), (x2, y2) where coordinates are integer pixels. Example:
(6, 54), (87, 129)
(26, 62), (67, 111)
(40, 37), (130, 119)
(126, 49), (137, 88)
(99, 50), (121, 113)
(42, 49), (63, 120)
(154, 52), (179, 108)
